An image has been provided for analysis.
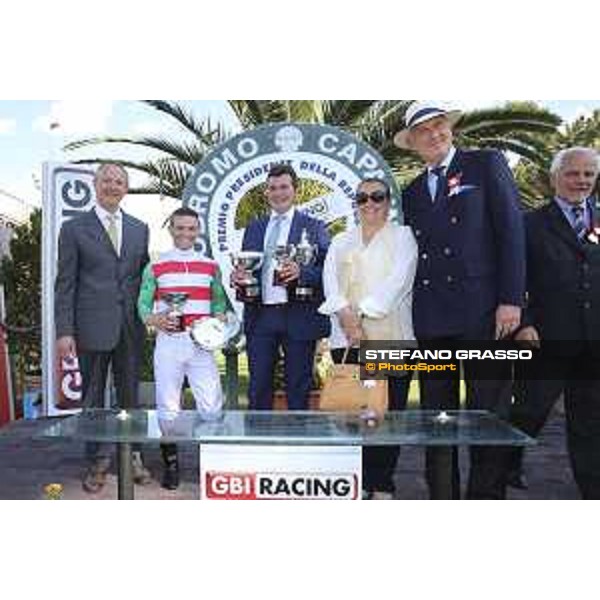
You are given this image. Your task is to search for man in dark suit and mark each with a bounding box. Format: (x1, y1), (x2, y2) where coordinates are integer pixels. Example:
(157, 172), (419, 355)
(55, 163), (152, 493)
(507, 147), (600, 499)
(396, 101), (526, 499)
(232, 164), (330, 410)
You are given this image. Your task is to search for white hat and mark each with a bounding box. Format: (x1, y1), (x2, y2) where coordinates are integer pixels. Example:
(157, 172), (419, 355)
(393, 101), (461, 149)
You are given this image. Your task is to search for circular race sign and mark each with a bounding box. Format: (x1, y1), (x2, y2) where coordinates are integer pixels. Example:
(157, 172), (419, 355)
(182, 122), (401, 312)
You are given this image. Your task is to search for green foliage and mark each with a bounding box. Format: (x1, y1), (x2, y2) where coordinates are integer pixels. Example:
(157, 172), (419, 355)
(63, 100), (568, 394)
(0, 209), (42, 375)
(139, 332), (155, 382)
(514, 108), (600, 209)
(64, 100), (563, 205)
(235, 179), (331, 229)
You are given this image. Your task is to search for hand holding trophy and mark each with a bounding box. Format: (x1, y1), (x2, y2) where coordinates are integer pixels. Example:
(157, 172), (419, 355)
(272, 244), (297, 286)
(160, 292), (189, 332)
(230, 251), (264, 302)
(293, 228), (318, 301)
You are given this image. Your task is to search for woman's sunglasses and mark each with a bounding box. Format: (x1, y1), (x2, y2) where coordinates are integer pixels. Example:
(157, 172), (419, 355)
(355, 190), (389, 205)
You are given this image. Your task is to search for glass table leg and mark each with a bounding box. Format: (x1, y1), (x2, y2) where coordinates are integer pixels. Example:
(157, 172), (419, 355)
(117, 442), (134, 500)
(430, 446), (454, 500)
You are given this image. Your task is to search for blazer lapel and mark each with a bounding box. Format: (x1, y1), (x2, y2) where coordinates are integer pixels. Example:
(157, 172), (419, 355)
(591, 197), (600, 229)
(85, 209), (118, 257)
(445, 149), (464, 182)
(287, 210), (303, 245)
(413, 150), (464, 209)
(120, 212), (134, 261)
(256, 217), (269, 251)
(546, 201), (582, 253)
(410, 171), (433, 212)
(443, 149), (466, 202)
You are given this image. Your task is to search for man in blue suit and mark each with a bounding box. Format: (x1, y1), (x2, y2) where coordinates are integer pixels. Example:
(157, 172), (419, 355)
(396, 101), (526, 499)
(232, 164), (331, 410)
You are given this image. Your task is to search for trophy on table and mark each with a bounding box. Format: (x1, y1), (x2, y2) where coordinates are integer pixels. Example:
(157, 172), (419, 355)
(161, 292), (189, 332)
(272, 244), (297, 287)
(230, 251), (264, 302)
(293, 228), (318, 301)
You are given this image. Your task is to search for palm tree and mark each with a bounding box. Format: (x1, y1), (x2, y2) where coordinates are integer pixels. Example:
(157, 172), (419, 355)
(514, 108), (600, 209)
(63, 101), (564, 395)
(65, 101), (229, 199)
(64, 100), (562, 200)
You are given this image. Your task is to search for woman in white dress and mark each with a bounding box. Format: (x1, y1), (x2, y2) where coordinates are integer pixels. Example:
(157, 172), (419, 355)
(320, 178), (418, 499)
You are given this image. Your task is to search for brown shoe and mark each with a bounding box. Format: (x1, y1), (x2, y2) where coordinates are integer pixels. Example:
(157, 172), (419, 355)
(370, 491), (394, 500)
(132, 452), (152, 485)
(82, 460), (110, 494)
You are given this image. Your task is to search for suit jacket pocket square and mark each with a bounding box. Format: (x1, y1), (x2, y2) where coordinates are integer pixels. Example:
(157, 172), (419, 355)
(448, 184), (477, 198)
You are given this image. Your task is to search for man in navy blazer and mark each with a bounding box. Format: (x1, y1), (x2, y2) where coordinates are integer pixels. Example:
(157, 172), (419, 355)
(232, 164), (330, 410)
(507, 147), (600, 499)
(396, 102), (526, 499)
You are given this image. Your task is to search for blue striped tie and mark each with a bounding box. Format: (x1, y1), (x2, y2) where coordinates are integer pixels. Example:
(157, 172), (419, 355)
(572, 206), (587, 241)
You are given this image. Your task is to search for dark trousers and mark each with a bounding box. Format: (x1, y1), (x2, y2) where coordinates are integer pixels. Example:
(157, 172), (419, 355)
(331, 348), (411, 494)
(418, 336), (513, 500)
(505, 366), (561, 478)
(508, 351), (600, 499)
(247, 305), (317, 410)
(79, 322), (142, 463)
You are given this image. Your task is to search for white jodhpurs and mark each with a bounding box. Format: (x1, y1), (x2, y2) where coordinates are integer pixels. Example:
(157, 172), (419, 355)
(153, 331), (223, 415)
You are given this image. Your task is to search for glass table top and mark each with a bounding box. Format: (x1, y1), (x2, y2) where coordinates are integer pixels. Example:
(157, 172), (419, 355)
(38, 409), (535, 447)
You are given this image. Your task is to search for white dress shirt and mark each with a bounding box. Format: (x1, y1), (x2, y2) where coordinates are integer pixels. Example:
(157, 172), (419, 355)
(554, 195), (592, 233)
(94, 204), (123, 255)
(262, 206), (295, 305)
(427, 146), (457, 201)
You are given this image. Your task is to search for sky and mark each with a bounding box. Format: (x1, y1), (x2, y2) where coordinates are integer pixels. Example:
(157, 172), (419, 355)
(0, 100), (235, 207)
(1, 99), (599, 249)
(0, 100), (238, 248)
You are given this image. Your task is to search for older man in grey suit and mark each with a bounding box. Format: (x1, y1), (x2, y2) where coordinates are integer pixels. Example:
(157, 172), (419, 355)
(55, 163), (152, 493)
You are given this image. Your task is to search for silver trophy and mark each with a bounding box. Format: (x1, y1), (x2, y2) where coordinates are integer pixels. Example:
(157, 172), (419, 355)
(293, 229), (318, 301)
(230, 251), (264, 302)
(161, 292), (189, 332)
(189, 312), (241, 352)
(272, 244), (297, 287)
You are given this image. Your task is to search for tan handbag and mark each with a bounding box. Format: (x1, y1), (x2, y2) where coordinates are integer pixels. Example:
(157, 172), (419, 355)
(319, 348), (388, 414)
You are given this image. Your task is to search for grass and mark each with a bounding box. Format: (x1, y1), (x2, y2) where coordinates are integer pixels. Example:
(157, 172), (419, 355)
(182, 351), (249, 409)
(183, 351), (467, 409)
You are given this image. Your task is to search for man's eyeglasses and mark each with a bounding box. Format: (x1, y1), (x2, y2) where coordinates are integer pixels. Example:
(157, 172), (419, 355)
(355, 190), (389, 205)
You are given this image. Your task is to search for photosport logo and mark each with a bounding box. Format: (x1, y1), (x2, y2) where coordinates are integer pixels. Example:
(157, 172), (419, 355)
(360, 341), (536, 381)
(181, 123), (401, 312)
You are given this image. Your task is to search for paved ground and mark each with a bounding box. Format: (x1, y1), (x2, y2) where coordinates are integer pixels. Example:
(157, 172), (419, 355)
(394, 406), (579, 500)
(0, 406), (579, 500)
